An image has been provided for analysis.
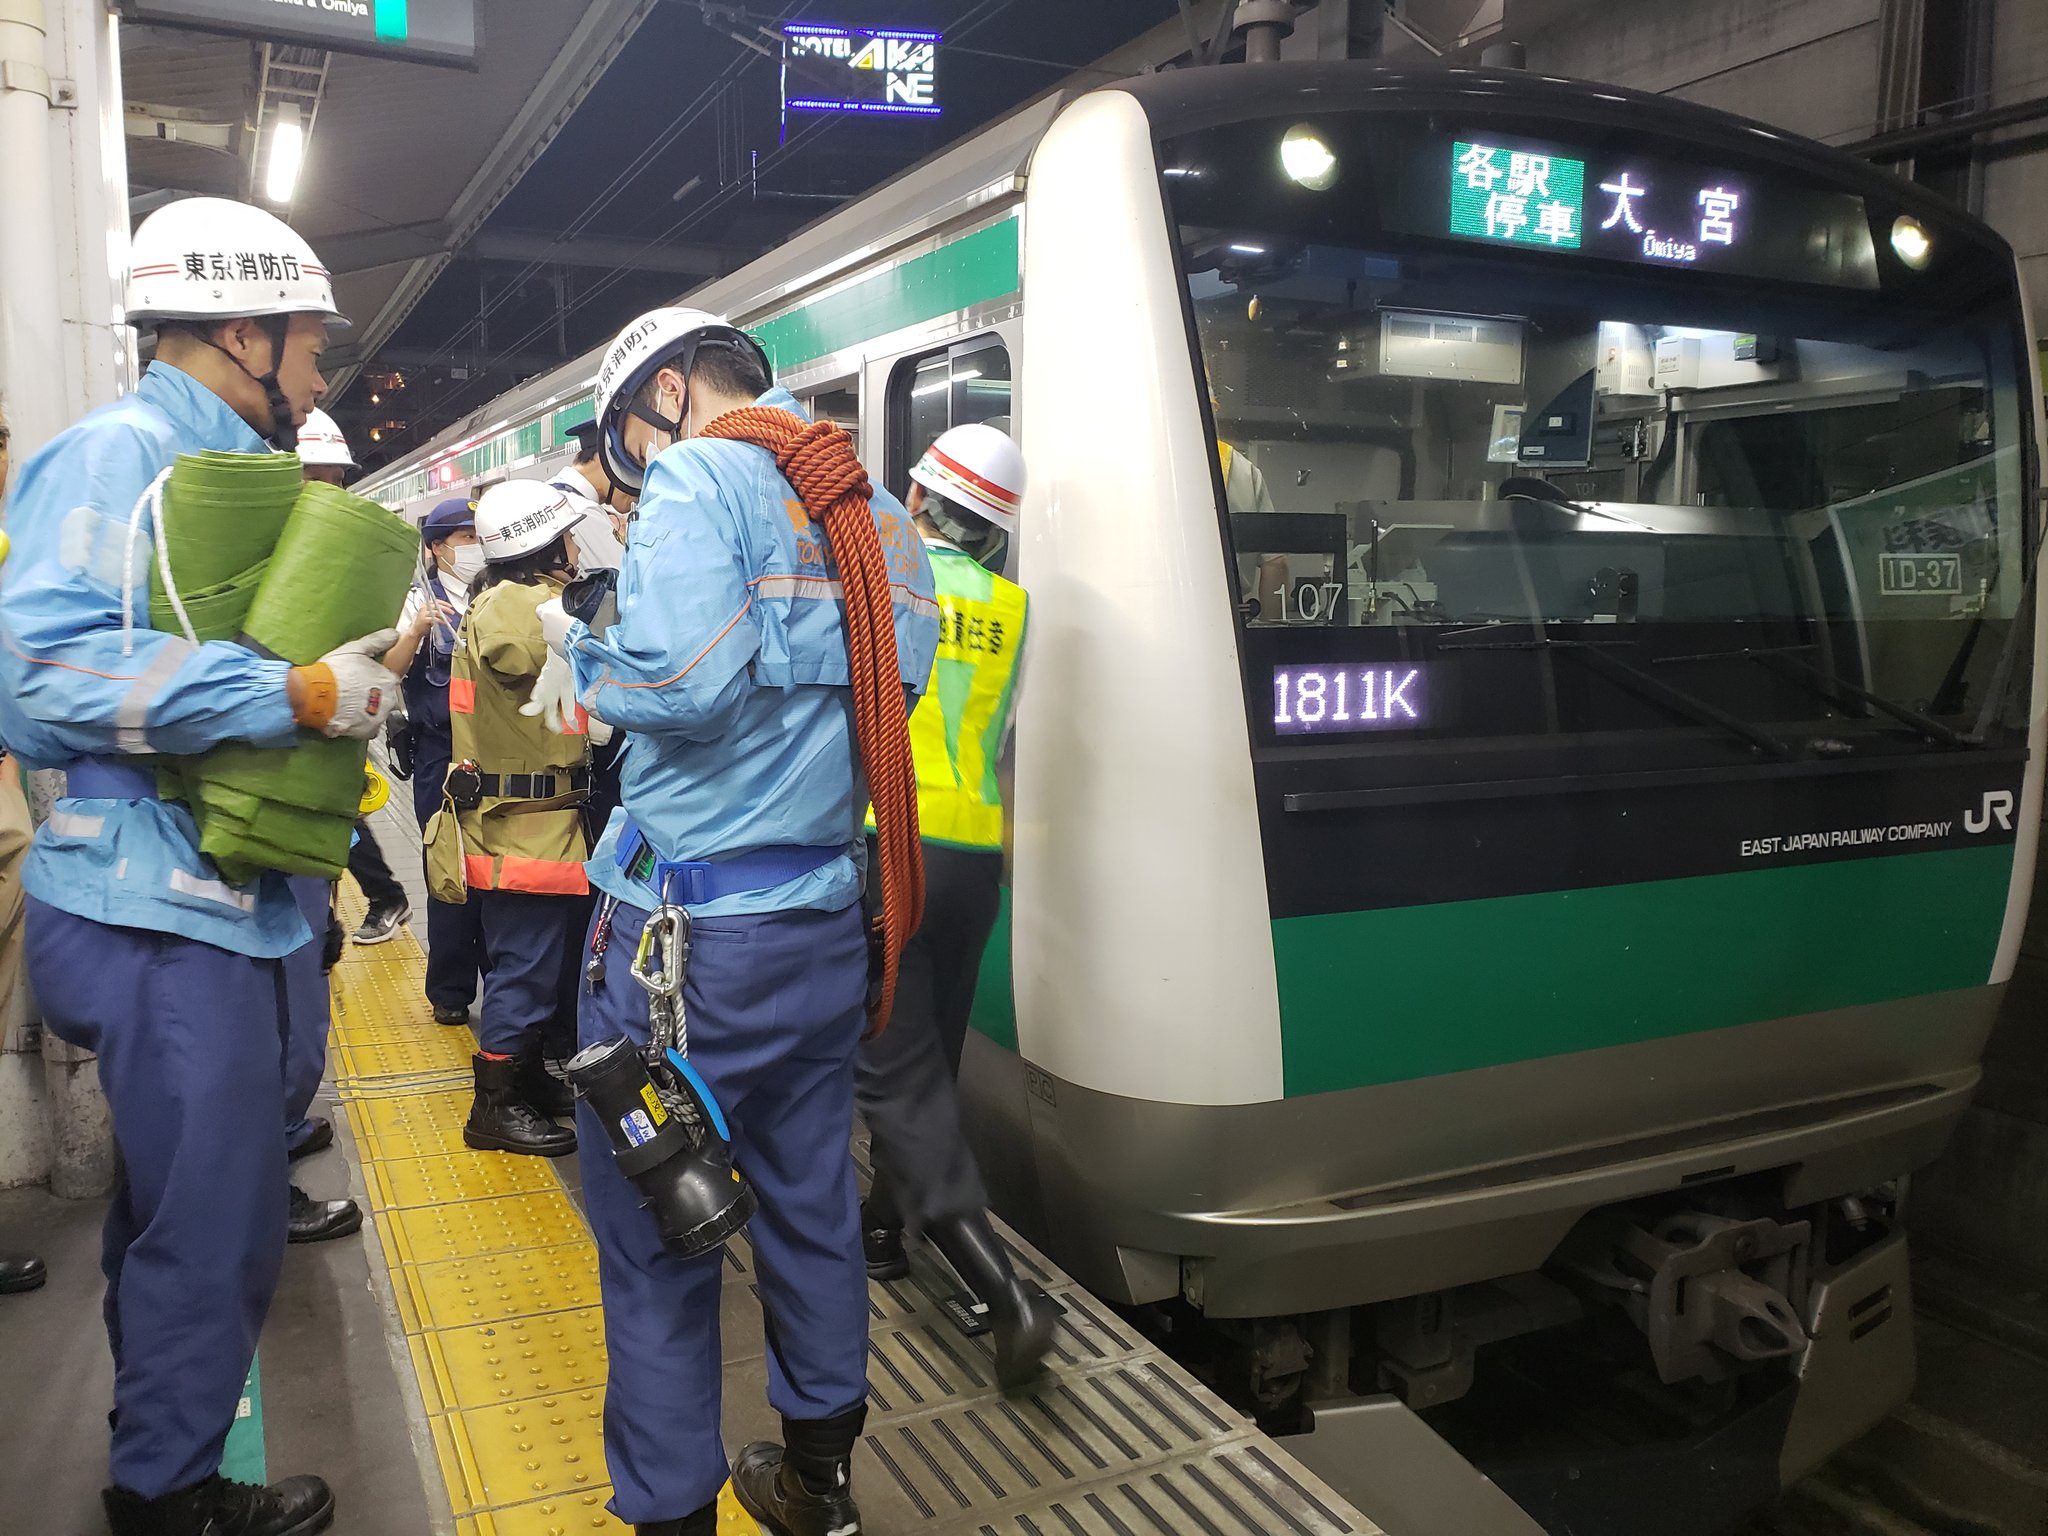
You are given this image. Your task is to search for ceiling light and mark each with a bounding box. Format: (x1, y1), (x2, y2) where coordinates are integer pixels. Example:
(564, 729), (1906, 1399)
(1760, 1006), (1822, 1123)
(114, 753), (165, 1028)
(1891, 215), (1933, 269)
(264, 103), (304, 205)
(1279, 126), (1338, 191)
(1230, 243), (1266, 255)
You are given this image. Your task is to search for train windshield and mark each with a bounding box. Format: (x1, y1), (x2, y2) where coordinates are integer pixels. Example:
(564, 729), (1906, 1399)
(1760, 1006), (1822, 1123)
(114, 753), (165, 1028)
(1159, 110), (2035, 766)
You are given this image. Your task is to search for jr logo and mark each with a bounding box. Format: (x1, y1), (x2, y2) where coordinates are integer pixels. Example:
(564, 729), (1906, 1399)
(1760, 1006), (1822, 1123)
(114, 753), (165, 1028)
(1965, 790), (2015, 835)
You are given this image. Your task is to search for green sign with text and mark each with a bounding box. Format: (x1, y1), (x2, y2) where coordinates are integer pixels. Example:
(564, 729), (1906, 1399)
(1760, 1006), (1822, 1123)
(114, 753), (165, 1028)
(118, 0), (477, 69)
(1448, 141), (1585, 249)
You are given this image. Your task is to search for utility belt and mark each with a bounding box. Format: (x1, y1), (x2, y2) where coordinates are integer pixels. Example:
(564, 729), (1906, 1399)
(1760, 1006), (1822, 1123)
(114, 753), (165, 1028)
(66, 758), (160, 801)
(614, 818), (842, 907)
(446, 761), (589, 810)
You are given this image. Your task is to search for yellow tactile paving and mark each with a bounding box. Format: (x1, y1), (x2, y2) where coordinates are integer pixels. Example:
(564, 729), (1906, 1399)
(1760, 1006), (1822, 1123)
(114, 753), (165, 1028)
(327, 882), (723, 1536)
(377, 1189), (590, 1266)
(410, 1306), (610, 1411)
(399, 1240), (602, 1332)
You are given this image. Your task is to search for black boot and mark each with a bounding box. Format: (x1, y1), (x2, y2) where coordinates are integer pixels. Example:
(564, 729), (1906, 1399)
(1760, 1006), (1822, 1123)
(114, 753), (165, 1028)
(861, 1196), (907, 1282)
(516, 1052), (575, 1117)
(432, 999), (472, 1027)
(464, 1053), (576, 1157)
(929, 1211), (1058, 1389)
(104, 1472), (334, 1536)
(731, 1406), (867, 1536)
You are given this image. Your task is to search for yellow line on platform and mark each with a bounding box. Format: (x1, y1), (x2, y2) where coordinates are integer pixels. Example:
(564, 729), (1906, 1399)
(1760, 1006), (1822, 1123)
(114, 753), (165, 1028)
(331, 883), (759, 1536)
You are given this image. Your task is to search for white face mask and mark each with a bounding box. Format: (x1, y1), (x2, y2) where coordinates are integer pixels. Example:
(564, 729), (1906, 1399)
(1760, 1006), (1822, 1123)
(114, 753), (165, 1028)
(444, 544), (487, 589)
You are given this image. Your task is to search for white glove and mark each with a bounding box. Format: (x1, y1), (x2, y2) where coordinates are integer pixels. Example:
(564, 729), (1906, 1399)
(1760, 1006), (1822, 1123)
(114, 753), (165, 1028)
(295, 629), (403, 740)
(521, 650), (614, 745)
(536, 595), (573, 659)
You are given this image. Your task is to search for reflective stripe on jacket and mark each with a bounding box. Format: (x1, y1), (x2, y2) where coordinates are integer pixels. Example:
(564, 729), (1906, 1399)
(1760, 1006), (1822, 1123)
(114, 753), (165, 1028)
(0, 364), (307, 956)
(450, 574), (591, 895)
(568, 386), (940, 917)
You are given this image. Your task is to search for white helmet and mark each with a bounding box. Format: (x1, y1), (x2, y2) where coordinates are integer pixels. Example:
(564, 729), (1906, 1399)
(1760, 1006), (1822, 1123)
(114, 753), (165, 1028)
(295, 408), (354, 468)
(125, 197), (346, 331)
(475, 481), (582, 564)
(592, 305), (772, 495)
(909, 423), (1026, 533)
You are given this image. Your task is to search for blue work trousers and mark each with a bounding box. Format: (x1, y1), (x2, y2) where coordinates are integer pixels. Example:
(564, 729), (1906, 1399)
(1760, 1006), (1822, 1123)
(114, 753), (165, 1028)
(576, 899), (870, 1525)
(282, 875), (331, 1149)
(475, 888), (580, 1057)
(28, 899), (291, 1499)
(413, 737), (487, 1013)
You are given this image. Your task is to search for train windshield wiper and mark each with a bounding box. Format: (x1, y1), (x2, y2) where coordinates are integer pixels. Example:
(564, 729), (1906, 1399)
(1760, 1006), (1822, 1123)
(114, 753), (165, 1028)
(1435, 635), (1795, 760)
(1655, 645), (1979, 750)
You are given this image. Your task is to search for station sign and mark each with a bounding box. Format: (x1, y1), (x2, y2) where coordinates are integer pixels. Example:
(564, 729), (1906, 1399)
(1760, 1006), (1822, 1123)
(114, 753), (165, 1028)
(781, 23), (940, 117)
(117, 0), (479, 70)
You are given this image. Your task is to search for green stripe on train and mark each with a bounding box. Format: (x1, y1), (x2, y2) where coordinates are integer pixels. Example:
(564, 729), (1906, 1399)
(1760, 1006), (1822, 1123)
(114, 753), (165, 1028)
(753, 218), (1021, 373)
(967, 845), (2016, 1095)
(1274, 844), (2014, 1096)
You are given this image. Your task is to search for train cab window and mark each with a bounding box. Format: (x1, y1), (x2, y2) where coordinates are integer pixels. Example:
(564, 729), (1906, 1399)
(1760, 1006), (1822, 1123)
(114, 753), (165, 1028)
(801, 382), (861, 451)
(887, 338), (1012, 501)
(1160, 112), (2034, 766)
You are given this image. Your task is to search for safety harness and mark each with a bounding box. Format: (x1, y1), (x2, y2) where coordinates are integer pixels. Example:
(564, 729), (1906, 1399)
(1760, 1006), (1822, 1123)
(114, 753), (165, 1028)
(699, 407), (925, 1033)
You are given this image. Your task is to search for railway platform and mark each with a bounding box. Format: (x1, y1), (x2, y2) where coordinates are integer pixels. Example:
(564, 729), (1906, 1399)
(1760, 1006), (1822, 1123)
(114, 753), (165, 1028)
(0, 793), (1383, 1536)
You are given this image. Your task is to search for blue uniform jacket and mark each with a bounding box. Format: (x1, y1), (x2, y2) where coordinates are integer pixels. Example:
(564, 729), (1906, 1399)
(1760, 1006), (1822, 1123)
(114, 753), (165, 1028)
(0, 364), (309, 957)
(570, 388), (940, 916)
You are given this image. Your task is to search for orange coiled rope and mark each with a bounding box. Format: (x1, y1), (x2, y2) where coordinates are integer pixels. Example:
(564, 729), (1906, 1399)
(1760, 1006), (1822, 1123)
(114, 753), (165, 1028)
(700, 407), (924, 1032)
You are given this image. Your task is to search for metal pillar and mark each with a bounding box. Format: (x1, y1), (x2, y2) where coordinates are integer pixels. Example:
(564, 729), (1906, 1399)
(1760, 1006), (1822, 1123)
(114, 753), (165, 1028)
(0, 0), (67, 470)
(0, 0), (125, 1195)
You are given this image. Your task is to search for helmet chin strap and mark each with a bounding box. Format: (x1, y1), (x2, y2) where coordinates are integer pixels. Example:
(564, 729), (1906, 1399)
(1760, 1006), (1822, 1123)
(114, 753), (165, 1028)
(204, 316), (299, 451)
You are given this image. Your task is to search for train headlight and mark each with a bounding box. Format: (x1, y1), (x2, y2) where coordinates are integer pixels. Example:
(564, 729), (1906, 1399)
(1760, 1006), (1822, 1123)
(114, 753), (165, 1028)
(1891, 215), (1933, 270)
(1280, 126), (1339, 191)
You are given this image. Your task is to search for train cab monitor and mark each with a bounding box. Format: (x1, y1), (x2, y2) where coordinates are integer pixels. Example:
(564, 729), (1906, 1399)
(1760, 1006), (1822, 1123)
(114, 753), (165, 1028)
(1168, 111), (2032, 762)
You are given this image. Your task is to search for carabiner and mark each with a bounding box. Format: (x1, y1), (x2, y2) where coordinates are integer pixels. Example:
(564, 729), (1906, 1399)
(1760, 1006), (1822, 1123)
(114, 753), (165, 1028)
(631, 903), (690, 1002)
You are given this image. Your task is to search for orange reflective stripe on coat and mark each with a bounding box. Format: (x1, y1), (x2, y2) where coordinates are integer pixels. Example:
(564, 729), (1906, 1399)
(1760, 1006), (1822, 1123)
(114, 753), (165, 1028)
(465, 850), (589, 895)
(448, 676), (476, 714)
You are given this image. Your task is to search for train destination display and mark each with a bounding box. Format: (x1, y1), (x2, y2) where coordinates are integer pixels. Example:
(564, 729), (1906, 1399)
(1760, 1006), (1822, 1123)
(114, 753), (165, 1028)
(1435, 134), (1878, 287)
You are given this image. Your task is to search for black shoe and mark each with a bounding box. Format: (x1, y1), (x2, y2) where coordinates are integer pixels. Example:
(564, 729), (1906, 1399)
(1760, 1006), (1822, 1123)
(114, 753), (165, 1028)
(929, 1212), (1059, 1389)
(352, 902), (409, 946)
(730, 1442), (862, 1536)
(432, 1000), (472, 1027)
(515, 1053), (575, 1117)
(464, 1054), (576, 1157)
(862, 1221), (908, 1282)
(287, 1185), (363, 1244)
(286, 1116), (333, 1162)
(104, 1471), (334, 1536)
(0, 1251), (46, 1294)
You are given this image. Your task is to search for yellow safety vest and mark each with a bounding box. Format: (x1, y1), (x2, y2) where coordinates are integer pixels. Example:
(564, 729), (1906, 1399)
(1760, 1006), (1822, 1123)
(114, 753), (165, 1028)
(873, 542), (1027, 851)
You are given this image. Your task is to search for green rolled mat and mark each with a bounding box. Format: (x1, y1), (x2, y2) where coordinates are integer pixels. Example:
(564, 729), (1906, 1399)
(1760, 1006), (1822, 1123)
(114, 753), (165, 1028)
(168, 479), (419, 880)
(149, 451), (301, 608)
(240, 482), (420, 663)
(149, 557), (270, 643)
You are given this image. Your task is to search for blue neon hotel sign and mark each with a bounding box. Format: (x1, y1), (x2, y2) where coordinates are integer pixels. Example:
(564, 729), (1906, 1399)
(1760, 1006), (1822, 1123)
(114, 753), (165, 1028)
(782, 24), (941, 117)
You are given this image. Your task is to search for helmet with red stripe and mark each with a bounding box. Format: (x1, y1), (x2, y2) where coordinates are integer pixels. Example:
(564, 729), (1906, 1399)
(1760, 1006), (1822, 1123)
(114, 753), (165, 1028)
(125, 197), (346, 331)
(908, 422), (1025, 534)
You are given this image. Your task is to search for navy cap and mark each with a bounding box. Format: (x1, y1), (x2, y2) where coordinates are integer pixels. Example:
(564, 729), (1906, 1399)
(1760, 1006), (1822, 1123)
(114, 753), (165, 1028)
(566, 419), (601, 452)
(422, 495), (478, 539)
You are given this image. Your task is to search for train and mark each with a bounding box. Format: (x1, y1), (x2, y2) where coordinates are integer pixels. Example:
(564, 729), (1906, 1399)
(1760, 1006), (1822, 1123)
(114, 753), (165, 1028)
(359, 59), (2046, 1536)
